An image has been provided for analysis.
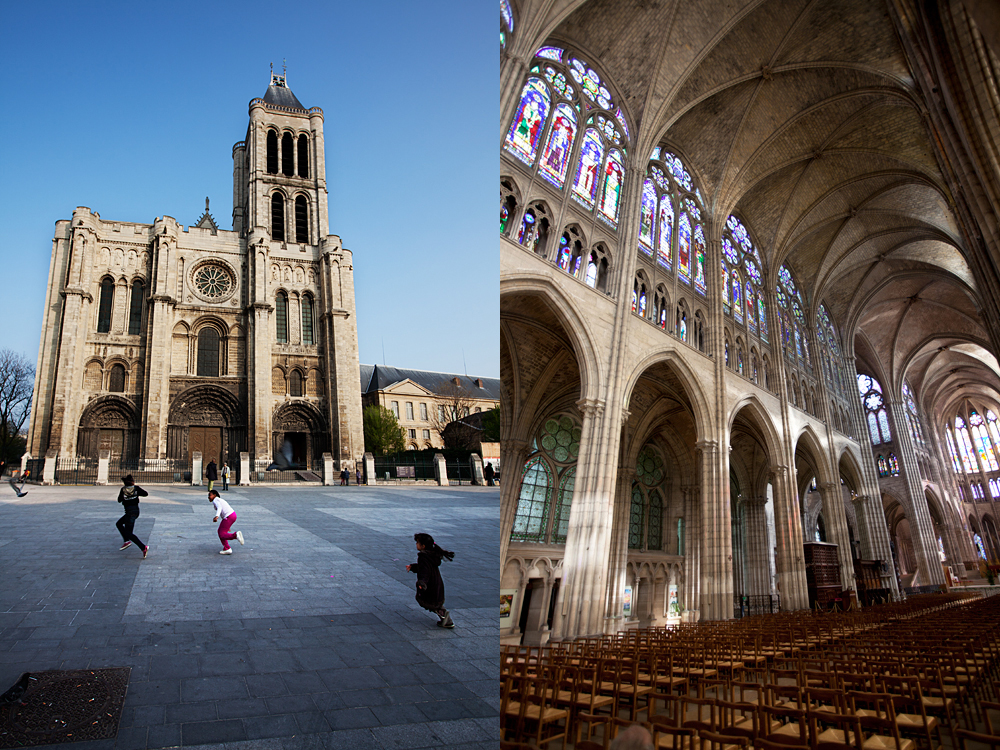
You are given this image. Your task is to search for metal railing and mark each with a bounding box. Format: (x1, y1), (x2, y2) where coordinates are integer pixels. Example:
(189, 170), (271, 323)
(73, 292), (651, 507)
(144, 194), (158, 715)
(111, 458), (190, 484)
(373, 454), (437, 482)
(54, 456), (99, 485)
(446, 457), (473, 486)
(732, 594), (781, 619)
(251, 459), (323, 483)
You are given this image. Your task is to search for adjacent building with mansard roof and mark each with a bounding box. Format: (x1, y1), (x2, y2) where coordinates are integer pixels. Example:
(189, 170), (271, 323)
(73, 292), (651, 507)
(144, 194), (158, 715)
(28, 72), (364, 471)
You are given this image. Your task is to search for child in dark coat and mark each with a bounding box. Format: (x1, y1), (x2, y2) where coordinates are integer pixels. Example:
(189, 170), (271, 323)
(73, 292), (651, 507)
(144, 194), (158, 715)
(116, 475), (149, 558)
(406, 533), (455, 628)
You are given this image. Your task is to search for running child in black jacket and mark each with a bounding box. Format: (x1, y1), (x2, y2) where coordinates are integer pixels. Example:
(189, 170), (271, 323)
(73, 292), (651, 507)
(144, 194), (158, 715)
(405, 533), (455, 628)
(116, 475), (149, 558)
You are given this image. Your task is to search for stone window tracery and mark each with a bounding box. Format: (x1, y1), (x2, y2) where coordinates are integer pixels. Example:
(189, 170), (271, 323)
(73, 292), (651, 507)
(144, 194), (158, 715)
(629, 446), (666, 551)
(504, 45), (630, 228)
(97, 277), (114, 333)
(722, 215), (766, 342)
(511, 414), (581, 543)
(858, 374), (891, 445)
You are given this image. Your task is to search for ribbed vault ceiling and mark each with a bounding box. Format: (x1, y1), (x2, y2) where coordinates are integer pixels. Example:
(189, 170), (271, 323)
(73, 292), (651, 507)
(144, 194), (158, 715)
(514, 0), (996, 426)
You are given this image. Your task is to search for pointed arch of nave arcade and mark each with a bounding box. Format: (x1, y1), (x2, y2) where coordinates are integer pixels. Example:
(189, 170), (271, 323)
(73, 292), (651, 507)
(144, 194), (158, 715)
(501, 0), (1000, 646)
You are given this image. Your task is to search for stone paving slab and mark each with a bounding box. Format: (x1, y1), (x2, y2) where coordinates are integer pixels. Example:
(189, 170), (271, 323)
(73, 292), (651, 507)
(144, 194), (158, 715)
(0, 484), (500, 748)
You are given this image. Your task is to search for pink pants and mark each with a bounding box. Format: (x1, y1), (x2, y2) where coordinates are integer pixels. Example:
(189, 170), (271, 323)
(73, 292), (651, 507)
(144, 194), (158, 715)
(218, 512), (237, 550)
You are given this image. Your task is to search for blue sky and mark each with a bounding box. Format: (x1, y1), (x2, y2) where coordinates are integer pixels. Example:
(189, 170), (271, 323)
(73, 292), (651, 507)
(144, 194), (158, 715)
(0, 1), (496, 378)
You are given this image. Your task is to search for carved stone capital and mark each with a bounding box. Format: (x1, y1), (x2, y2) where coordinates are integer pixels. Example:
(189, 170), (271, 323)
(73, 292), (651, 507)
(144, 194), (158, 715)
(770, 464), (789, 479)
(695, 440), (718, 455)
(576, 398), (605, 418)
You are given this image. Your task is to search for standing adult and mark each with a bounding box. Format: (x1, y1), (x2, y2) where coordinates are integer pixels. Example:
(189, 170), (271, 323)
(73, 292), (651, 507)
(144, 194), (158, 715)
(221, 462), (230, 491)
(356, 467), (362, 486)
(116, 475), (149, 558)
(484, 462), (495, 487)
(206, 459), (218, 492)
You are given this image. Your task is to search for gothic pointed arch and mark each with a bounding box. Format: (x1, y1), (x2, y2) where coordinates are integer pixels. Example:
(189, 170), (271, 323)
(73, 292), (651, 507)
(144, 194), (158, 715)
(167, 384), (246, 465)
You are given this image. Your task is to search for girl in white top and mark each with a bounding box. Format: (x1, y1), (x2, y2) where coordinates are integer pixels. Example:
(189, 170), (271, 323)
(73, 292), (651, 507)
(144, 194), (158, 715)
(209, 489), (244, 554)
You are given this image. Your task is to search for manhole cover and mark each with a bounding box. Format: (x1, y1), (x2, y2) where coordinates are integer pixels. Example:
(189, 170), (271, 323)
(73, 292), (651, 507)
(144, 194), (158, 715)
(0, 668), (130, 747)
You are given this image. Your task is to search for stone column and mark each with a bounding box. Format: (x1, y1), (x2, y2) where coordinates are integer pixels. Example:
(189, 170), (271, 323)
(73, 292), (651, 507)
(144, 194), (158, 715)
(470, 454), (484, 485)
(239, 452), (250, 486)
(819, 482), (858, 595)
(433, 453), (448, 486)
(323, 453), (334, 485)
(682, 484), (700, 618)
(744, 496), (772, 596)
(192, 452), (203, 486)
(549, 399), (614, 640)
(97, 449), (110, 486)
(889, 398), (944, 586)
(604, 457), (635, 634)
(697, 440), (733, 620)
(770, 464), (809, 610)
(43, 450), (58, 486)
(363, 452), (375, 486)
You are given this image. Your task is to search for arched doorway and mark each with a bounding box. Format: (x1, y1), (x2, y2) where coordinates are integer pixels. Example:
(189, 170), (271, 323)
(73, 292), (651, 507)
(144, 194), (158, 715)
(76, 395), (140, 459)
(167, 385), (246, 467)
(271, 402), (329, 469)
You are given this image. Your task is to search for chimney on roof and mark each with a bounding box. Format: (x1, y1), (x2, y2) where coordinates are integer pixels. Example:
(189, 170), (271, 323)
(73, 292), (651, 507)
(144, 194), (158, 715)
(475, 378), (484, 388)
(452, 377), (461, 386)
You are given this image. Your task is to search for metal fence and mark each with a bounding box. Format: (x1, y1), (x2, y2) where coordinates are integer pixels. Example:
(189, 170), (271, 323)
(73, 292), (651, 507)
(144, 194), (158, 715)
(54, 456), (99, 485)
(111, 458), (190, 485)
(373, 454), (437, 482)
(732, 594), (781, 619)
(251, 459), (323, 484)
(446, 457), (473, 486)
(24, 457), (44, 482)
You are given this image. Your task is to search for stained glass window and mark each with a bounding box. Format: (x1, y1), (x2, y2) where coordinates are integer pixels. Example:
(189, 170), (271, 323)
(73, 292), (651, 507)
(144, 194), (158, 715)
(888, 454), (899, 476)
(638, 180), (655, 253)
(598, 149), (625, 226)
(678, 214), (691, 280)
(818, 305), (843, 400)
(877, 455), (888, 477)
(722, 215), (766, 342)
(947, 429), (961, 473)
(538, 103), (577, 188)
(504, 78), (550, 165)
(572, 129), (604, 208)
(970, 411), (999, 471)
(859, 374), (891, 445)
(512, 458), (552, 541)
(641, 151), (702, 281)
(512, 416), (581, 543)
(974, 533), (987, 560)
(552, 467), (575, 543)
(989, 411), (1000, 459)
(629, 485), (644, 549)
(679, 311), (687, 340)
(955, 418), (975, 473)
(647, 490), (663, 550)
(693, 226), (707, 294)
(777, 263), (809, 368)
(657, 195), (674, 268)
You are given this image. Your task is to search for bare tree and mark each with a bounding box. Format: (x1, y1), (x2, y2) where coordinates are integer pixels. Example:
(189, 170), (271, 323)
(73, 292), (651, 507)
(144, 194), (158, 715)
(0, 350), (33, 473)
(429, 380), (477, 436)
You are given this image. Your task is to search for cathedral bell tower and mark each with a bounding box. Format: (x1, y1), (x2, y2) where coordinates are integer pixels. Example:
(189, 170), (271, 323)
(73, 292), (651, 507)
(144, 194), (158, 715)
(233, 68), (364, 468)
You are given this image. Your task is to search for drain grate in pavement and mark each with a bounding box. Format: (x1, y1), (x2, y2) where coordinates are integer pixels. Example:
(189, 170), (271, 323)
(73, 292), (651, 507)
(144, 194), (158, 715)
(0, 668), (130, 748)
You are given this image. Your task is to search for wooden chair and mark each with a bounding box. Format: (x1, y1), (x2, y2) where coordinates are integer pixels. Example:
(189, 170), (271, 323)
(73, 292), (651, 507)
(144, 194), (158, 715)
(515, 676), (569, 749)
(649, 717), (696, 750)
(956, 728), (1000, 750)
(574, 712), (612, 750)
(759, 703), (808, 745)
(715, 697), (759, 743)
(807, 708), (865, 750)
(848, 692), (914, 750)
(696, 728), (749, 750)
(680, 695), (719, 734)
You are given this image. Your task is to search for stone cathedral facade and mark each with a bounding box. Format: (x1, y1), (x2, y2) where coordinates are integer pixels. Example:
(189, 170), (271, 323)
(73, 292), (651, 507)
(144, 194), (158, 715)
(28, 73), (364, 471)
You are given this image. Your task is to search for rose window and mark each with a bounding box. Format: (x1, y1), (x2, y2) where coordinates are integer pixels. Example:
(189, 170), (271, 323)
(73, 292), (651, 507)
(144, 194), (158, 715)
(191, 262), (235, 302)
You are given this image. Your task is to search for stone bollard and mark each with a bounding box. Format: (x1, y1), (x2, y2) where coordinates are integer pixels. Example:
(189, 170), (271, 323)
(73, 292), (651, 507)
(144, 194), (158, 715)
(470, 453), (484, 485)
(239, 452), (250, 486)
(192, 451), (203, 486)
(43, 449), (58, 486)
(97, 449), (111, 485)
(433, 453), (449, 487)
(322, 453), (334, 486)
(364, 453), (375, 485)
(20, 454), (29, 476)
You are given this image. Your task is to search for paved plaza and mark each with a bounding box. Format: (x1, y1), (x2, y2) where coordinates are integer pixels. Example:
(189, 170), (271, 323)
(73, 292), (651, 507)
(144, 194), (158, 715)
(0, 483), (500, 749)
